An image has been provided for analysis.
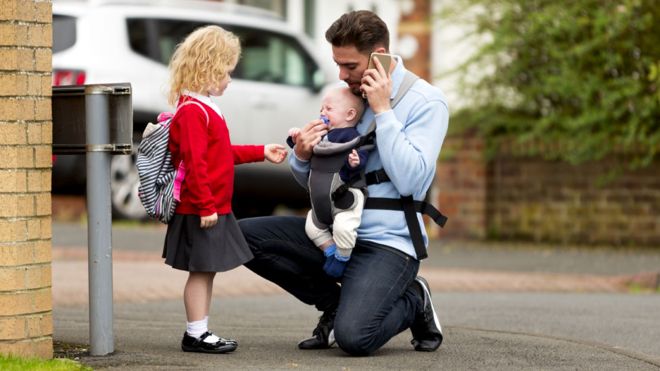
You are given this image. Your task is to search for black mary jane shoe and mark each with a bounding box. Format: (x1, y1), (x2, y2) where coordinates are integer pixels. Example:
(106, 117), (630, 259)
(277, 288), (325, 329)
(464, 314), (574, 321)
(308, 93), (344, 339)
(181, 331), (238, 354)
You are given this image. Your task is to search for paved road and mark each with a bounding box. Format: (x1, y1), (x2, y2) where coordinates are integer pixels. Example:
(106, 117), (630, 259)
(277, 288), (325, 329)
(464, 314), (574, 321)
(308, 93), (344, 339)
(54, 294), (660, 370)
(51, 222), (660, 370)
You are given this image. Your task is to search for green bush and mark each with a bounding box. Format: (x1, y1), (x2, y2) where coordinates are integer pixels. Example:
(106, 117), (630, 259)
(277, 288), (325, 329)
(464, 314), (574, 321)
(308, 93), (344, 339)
(442, 0), (659, 169)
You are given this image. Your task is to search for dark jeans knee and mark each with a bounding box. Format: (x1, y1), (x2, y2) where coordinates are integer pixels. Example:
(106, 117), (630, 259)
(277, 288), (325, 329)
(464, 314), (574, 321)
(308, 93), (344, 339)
(237, 217), (259, 243)
(334, 318), (378, 356)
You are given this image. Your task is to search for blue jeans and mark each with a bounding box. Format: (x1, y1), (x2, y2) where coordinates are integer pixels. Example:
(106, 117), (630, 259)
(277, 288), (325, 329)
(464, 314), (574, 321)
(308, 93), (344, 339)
(240, 216), (422, 356)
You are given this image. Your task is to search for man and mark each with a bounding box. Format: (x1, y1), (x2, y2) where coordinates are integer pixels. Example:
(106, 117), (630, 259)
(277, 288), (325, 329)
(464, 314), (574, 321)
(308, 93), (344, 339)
(240, 10), (448, 356)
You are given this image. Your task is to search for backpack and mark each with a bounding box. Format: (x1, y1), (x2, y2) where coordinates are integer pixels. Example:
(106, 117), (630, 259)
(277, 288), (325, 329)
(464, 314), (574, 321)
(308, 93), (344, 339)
(136, 100), (208, 223)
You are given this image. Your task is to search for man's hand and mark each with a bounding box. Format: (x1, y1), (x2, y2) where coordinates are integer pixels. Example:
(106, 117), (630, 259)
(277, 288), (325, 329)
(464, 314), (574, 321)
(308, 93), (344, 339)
(361, 56), (392, 114)
(200, 213), (218, 229)
(264, 143), (287, 164)
(288, 127), (301, 144)
(348, 149), (360, 168)
(293, 119), (328, 161)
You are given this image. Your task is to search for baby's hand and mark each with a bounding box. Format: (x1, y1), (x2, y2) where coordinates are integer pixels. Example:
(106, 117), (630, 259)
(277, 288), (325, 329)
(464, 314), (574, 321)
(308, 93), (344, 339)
(288, 127), (301, 144)
(265, 143), (287, 164)
(348, 149), (360, 168)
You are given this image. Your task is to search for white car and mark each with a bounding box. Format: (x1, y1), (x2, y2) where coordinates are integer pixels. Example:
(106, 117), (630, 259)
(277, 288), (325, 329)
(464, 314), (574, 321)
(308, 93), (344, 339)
(52, 0), (333, 219)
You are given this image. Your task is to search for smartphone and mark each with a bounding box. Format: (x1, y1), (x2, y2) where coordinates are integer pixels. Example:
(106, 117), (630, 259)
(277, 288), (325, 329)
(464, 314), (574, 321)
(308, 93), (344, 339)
(368, 52), (393, 71)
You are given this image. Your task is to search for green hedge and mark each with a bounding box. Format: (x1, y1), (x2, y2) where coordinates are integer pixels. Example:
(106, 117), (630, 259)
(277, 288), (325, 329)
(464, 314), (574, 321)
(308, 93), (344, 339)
(442, 0), (659, 169)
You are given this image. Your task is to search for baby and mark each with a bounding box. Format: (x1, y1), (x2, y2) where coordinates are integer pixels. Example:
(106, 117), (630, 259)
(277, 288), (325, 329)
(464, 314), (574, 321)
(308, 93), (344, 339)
(289, 86), (367, 278)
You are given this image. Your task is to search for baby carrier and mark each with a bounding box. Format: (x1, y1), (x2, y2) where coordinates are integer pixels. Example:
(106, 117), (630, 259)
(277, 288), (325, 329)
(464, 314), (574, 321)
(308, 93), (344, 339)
(292, 72), (448, 260)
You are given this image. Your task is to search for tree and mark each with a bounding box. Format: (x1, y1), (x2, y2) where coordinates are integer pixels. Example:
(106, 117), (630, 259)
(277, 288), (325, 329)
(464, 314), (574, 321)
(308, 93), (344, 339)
(442, 0), (659, 169)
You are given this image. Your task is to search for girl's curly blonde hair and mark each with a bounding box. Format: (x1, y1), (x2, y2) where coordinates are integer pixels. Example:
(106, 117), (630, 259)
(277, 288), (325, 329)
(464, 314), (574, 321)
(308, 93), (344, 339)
(168, 25), (241, 105)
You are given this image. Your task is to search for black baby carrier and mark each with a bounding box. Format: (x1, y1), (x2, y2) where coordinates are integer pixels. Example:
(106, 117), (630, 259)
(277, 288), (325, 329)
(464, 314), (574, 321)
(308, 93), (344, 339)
(291, 72), (447, 260)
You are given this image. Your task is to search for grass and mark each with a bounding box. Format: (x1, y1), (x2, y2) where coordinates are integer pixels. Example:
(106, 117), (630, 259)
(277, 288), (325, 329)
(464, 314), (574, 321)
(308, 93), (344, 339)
(627, 282), (660, 294)
(0, 354), (91, 371)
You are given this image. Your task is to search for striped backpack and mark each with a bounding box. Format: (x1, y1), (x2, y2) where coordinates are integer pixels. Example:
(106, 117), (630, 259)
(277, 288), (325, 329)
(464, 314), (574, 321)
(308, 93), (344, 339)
(136, 101), (208, 223)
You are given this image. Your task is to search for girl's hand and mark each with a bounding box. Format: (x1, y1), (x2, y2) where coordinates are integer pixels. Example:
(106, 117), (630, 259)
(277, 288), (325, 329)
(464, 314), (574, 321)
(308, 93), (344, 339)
(200, 213), (218, 229)
(348, 149), (360, 168)
(265, 144), (287, 164)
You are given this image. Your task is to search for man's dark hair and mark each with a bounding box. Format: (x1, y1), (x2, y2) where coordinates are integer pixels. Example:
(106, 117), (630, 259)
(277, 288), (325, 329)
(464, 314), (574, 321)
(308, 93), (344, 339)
(325, 10), (390, 53)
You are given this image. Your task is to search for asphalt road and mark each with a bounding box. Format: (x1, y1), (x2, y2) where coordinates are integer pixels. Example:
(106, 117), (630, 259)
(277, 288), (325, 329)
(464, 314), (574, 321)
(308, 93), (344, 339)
(51, 222), (660, 370)
(54, 294), (660, 370)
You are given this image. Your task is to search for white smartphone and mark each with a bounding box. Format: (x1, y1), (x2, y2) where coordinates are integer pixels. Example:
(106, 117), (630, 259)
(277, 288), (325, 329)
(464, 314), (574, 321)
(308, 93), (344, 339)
(368, 52), (393, 71)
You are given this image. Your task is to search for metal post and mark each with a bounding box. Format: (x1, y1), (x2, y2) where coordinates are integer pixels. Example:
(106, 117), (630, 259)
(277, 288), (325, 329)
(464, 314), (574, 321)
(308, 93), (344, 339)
(85, 86), (114, 355)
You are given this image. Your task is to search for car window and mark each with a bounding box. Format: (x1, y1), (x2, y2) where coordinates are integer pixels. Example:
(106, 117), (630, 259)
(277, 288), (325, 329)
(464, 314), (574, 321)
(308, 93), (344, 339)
(127, 18), (204, 65)
(233, 26), (314, 87)
(53, 15), (77, 53)
(126, 18), (318, 88)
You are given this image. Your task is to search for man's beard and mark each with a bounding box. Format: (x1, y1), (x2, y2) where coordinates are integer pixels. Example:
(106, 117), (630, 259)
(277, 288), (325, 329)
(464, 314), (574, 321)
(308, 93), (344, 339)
(346, 82), (362, 96)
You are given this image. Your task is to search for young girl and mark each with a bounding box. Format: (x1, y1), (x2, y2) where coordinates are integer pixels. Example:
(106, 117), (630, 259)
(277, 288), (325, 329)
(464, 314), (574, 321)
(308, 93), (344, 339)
(163, 25), (287, 354)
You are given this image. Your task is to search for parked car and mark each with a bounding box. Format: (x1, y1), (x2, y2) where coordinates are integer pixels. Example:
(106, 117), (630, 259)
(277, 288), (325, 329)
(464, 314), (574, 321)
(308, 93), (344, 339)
(52, 0), (333, 219)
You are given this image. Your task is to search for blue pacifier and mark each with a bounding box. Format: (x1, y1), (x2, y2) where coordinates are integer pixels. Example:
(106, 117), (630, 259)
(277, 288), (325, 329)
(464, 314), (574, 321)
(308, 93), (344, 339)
(320, 115), (330, 125)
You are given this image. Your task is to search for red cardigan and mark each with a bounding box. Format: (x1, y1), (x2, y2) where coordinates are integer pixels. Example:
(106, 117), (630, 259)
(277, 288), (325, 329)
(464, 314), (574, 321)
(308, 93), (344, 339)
(168, 96), (264, 216)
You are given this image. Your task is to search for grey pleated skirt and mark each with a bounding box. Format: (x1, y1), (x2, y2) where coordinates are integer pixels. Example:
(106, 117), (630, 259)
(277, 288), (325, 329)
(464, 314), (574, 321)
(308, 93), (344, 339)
(163, 213), (253, 272)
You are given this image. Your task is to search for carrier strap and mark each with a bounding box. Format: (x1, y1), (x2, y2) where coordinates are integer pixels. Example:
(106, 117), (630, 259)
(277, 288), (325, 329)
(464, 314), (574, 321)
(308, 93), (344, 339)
(364, 167), (448, 260)
(364, 196), (448, 260)
(365, 169), (390, 185)
(364, 197), (448, 227)
(360, 71), (420, 147)
(355, 72), (446, 260)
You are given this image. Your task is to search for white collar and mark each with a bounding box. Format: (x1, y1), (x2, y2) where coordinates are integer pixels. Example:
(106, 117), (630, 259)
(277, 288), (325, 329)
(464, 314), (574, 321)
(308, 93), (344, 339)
(183, 91), (224, 119)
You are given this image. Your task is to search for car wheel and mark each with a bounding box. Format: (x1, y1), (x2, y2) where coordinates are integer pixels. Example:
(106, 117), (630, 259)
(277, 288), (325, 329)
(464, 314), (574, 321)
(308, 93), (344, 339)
(110, 151), (146, 220)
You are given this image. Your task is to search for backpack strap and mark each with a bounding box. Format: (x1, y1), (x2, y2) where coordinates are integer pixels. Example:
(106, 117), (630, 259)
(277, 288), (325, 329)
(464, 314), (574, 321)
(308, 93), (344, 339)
(169, 100), (209, 203)
(176, 100), (209, 127)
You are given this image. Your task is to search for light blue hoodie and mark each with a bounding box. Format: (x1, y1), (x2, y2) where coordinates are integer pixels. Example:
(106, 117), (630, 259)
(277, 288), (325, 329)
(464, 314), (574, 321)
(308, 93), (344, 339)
(290, 57), (449, 259)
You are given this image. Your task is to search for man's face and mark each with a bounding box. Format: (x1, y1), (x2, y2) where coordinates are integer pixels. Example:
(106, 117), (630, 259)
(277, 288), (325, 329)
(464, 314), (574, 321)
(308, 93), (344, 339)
(332, 45), (370, 96)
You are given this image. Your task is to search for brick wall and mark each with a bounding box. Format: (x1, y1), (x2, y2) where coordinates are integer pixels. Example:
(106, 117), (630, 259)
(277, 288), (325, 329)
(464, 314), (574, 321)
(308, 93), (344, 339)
(435, 132), (660, 247)
(0, 0), (53, 359)
(487, 153), (660, 246)
(436, 130), (487, 239)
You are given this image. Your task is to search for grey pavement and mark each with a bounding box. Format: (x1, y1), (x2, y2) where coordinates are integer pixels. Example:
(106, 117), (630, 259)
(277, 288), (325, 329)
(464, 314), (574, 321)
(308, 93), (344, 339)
(51, 221), (660, 370)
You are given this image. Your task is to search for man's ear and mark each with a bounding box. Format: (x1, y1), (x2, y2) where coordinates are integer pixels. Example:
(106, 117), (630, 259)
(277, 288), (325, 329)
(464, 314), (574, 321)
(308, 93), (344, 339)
(372, 46), (387, 54)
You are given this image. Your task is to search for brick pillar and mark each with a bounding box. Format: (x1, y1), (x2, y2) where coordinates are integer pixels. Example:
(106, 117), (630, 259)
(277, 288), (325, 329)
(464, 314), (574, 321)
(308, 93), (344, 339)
(397, 0), (431, 80)
(0, 0), (53, 359)
(397, 0), (442, 238)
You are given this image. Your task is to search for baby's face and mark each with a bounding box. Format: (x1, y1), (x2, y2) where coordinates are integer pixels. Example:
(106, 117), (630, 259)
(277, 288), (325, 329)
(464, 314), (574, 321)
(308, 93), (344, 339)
(320, 90), (357, 130)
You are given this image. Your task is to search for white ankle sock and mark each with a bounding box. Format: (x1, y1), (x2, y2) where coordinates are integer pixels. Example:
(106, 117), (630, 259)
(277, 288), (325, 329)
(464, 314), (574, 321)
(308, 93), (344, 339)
(186, 318), (207, 339)
(187, 317), (221, 343)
